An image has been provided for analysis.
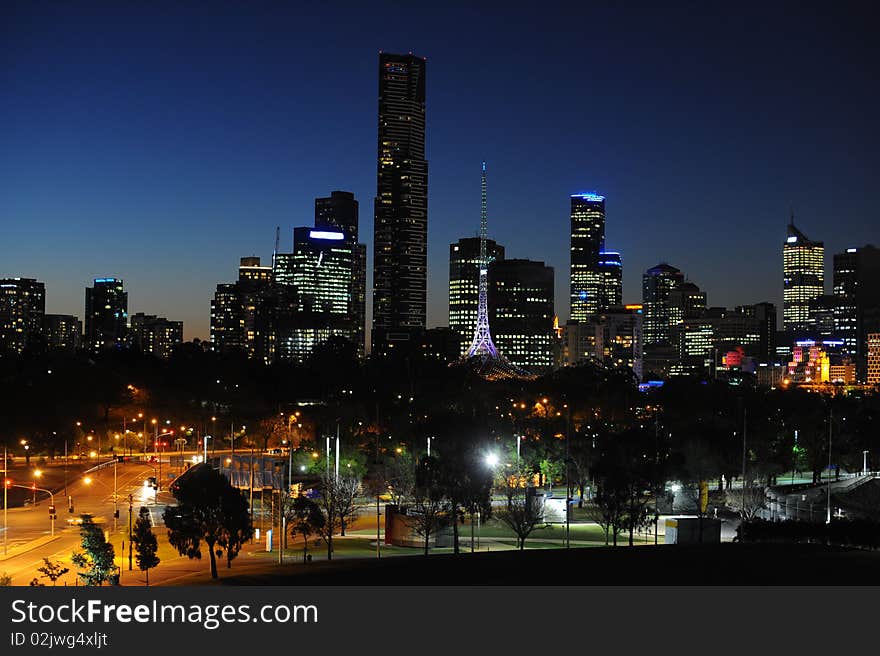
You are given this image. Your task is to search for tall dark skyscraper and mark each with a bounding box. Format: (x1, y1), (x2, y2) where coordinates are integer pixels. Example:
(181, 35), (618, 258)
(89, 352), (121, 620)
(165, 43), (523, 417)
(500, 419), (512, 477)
(130, 313), (183, 359)
(0, 277), (45, 354)
(642, 263), (684, 347)
(315, 191), (366, 356)
(210, 258), (275, 364)
(569, 193), (606, 321)
(372, 52), (428, 353)
(85, 277), (127, 351)
(833, 244), (880, 380)
(448, 236), (505, 355)
(783, 220), (824, 333)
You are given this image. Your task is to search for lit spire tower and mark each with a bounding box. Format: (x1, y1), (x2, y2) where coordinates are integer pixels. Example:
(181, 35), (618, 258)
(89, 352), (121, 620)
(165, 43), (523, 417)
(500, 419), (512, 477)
(467, 161), (499, 358)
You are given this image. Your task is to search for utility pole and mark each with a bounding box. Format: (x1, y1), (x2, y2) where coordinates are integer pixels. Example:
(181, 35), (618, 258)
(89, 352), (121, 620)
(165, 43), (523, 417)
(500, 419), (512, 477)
(128, 494), (133, 570)
(826, 408), (833, 524)
(3, 446), (7, 556)
(375, 401), (381, 559)
(565, 403), (571, 549)
(741, 406), (748, 495)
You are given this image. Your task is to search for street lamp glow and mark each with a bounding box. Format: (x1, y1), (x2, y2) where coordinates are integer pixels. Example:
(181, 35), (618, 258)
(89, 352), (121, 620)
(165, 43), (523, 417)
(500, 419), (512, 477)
(485, 453), (500, 468)
(33, 469), (42, 478)
(84, 476), (93, 485)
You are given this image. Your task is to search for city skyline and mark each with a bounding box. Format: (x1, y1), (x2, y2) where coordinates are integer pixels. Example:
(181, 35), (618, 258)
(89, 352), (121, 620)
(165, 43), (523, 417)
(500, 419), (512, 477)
(3, 4), (878, 341)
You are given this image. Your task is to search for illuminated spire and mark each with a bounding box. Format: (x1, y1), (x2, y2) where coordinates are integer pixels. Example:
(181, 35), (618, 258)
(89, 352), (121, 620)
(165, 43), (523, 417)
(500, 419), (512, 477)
(467, 161), (498, 359)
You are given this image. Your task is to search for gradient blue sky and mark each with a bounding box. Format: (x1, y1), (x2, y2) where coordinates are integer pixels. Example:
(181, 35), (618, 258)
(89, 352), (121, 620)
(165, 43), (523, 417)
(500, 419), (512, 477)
(2, 2), (877, 341)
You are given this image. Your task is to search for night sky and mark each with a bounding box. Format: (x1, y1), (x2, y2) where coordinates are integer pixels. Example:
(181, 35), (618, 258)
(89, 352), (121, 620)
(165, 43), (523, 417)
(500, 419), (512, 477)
(2, 3), (877, 341)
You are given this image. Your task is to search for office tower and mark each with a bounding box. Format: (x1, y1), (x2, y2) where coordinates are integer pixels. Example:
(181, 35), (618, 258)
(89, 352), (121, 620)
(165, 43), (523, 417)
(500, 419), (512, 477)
(594, 305), (644, 380)
(833, 245), (880, 380)
(488, 259), (555, 373)
(783, 221), (824, 333)
(316, 191), (359, 241)
(668, 281), (707, 325)
(0, 278), (45, 354)
(85, 277), (128, 351)
(749, 302), (777, 363)
(809, 295), (838, 337)
(315, 191), (367, 356)
(274, 227), (355, 362)
(867, 333), (880, 385)
(597, 251), (623, 310)
(373, 52), (428, 353)
(210, 283), (245, 353)
(449, 237), (505, 355)
(43, 314), (82, 351)
(129, 313), (183, 359)
(642, 263), (684, 347)
(670, 320), (715, 377)
(210, 258), (275, 363)
(569, 193), (606, 320)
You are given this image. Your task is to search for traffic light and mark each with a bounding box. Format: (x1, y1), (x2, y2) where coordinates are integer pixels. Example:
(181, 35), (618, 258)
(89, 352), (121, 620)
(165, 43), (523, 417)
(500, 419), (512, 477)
(48, 504), (56, 518)
(114, 509), (119, 519)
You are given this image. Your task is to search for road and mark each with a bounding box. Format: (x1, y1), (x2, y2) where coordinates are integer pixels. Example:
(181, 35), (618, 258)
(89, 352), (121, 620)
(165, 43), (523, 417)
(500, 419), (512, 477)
(0, 461), (175, 585)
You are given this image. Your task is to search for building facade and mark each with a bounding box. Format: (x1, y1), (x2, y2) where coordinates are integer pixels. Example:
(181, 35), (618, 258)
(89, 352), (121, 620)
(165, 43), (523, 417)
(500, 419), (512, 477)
(448, 236), (504, 355)
(783, 221), (824, 333)
(85, 278), (128, 351)
(129, 313), (183, 359)
(275, 228), (355, 362)
(488, 259), (555, 374)
(868, 333), (880, 385)
(0, 278), (46, 354)
(43, 314), (82, 351)
(642, 263), (684, 347)
(210, 258), (275, 363)
(372, 53), (428, 353)
(833, 245), (880, 381)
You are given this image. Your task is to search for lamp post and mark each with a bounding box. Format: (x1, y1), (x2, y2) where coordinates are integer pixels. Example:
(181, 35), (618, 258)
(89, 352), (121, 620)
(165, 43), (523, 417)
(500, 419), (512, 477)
(826, 408), (833, 524)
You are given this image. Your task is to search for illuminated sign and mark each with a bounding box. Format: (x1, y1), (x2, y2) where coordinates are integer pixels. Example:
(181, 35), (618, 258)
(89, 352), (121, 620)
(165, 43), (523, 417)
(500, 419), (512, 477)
(309, 230), (344, 241)
(786, 236), (797, 243)
(571, 192), (605, 202)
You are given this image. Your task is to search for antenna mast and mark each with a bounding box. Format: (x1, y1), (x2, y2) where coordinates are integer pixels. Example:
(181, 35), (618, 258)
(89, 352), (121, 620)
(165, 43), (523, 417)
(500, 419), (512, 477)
(467, 161), (498, 358)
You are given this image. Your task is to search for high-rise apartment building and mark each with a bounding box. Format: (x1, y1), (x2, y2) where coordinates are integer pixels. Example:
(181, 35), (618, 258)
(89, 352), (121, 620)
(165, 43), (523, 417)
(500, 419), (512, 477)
(783, 221), (824, 333)
(668, 281), (707, 326)
(43, 314), (82, 351)
(448, 236), (505, 355)
(597, 251), (623, 310)
(488, 259), (555, 373)
(0, 278), (45, 354)
(833, 245), (880, 381)
(642, 263), (684, 347)
(85, 278), (128, 351)
(373, 52), (428, 353)
(129, 313), (183, 359)
(315, 191), (367, 356)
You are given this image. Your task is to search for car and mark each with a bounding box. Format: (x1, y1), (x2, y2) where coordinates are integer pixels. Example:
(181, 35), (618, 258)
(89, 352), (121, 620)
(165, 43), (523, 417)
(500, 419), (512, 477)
(145, 476), (158, 489)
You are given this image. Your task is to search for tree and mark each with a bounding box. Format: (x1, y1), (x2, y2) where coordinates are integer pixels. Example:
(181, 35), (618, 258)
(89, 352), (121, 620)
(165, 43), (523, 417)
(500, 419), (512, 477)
(217, 485), (254, 568)
(315, 473), (361, 560)
(286, 495), (325, 562)
(410, 456), (451, 556)
(35, 558), (69, 586)
(71, 515), (117, 586)
(163, 464), (251, 579)
(0, 572), (11, 586)
(494, 463), (548, 550)
(132, 507), (160, 585)
(726, 486), (768, 521)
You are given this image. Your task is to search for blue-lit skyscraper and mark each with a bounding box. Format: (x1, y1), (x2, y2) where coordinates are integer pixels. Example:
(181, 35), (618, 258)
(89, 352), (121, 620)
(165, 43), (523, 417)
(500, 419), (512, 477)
(569, 192), (605, 321)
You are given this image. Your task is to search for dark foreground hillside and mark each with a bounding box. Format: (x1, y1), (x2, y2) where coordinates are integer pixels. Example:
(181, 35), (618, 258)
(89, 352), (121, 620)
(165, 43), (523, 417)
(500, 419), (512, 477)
(206, 544), (880, 586)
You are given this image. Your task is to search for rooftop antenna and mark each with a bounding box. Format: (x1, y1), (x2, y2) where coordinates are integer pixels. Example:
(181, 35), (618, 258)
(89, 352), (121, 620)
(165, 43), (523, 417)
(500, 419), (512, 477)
(272, 226), (280, 269)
